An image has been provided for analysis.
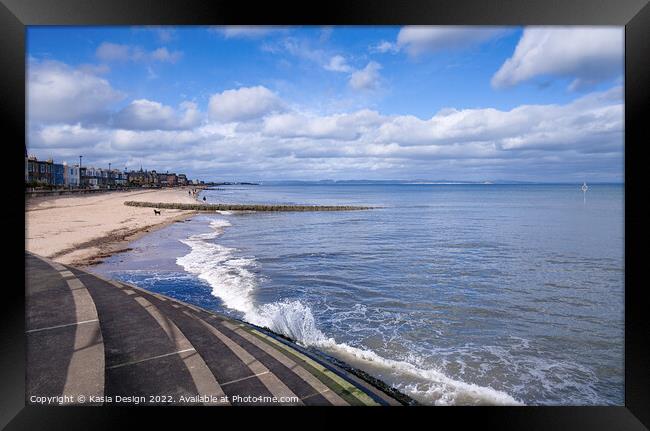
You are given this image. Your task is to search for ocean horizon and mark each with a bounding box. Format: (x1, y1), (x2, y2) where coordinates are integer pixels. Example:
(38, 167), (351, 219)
(93, 183), (624, 406)
(229, 180), (624, 185)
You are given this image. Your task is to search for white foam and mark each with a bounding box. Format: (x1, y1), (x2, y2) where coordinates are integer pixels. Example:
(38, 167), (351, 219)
(322, 342), (523, 405)
(209, 219), (232, 230)
(249, 300), (331, 345)
(176, 218), (257, 315)
(248, 299), (522, 405)
(176, 218), (523, 406)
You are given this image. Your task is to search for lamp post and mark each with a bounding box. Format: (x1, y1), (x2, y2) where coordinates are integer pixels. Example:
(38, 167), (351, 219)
(108, 162), (112, 189)
(79, 155), (83, 189)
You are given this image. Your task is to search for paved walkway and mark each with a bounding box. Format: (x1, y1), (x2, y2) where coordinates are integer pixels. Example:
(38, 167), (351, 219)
(25, 252), (401, 406)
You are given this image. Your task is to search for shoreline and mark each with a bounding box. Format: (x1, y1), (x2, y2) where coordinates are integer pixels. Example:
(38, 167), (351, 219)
(56, 210), (197, 266)
(26, 187), (199, 267)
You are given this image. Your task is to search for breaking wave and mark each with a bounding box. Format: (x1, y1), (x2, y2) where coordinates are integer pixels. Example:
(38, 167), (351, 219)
(176, 218), (523, 406)
(177, 219), (257, 315)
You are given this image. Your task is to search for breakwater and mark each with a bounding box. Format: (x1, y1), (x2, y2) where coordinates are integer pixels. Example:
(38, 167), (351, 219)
(124, 201), (375, 212)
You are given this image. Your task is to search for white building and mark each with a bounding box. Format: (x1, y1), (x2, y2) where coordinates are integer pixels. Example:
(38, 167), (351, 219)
(84, 167), (101, 189)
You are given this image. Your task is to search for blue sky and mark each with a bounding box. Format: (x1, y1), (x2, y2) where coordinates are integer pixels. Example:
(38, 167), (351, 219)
(26, 26), (624, 182)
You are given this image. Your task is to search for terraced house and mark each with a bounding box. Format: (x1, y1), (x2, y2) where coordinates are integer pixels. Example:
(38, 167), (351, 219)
(26, 159), (192, 190)
(26, 156), (64, 187)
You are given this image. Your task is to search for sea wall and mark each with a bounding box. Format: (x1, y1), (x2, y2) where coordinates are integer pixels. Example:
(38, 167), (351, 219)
(26, 188), (131, 198)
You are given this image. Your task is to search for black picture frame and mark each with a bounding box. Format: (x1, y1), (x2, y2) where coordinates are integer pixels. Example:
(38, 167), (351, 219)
(2, 0), (648, 428)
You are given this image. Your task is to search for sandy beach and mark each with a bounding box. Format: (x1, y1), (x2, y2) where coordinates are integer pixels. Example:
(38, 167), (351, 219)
(26, 188), (199, 266)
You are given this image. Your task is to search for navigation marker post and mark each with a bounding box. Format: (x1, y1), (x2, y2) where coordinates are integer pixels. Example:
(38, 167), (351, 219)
(581, 181), (588, 204)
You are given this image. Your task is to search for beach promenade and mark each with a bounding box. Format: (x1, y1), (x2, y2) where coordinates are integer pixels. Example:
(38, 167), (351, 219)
(25, 252), (402, 406)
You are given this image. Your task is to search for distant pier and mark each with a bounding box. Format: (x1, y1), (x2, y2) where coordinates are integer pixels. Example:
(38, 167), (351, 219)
(124, 201), (376, 212)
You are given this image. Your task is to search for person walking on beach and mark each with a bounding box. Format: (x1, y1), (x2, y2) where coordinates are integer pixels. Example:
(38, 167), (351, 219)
(203, 196), (206, 202)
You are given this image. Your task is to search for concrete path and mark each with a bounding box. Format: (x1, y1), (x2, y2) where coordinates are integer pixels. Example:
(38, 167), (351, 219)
(25, 252), (402, 406)
(25, 254), (104, 405)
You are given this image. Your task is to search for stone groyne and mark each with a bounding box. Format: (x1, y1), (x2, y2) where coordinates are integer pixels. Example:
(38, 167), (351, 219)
(124, 201), (375, 212)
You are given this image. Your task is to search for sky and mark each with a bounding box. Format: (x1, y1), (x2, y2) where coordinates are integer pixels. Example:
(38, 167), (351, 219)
(26, 26), (624, 182)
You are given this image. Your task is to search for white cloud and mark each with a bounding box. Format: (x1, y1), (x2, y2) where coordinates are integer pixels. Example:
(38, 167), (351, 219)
(211, 26), (283, 39)
(262, 37), (326, 64)
(34, 123), (111, 148)
(113, 99), (202, 130)
(208, 86), (284, 122)
(492, 27), (623, 90)
(263, 37), (364, 81)
(110, 128), (207, 152)
(324, 55), (353, 73)
(262, 36), (361, 77)
(370, 41), (399, 54)
(349, 62), (382, 90)
(114, 99), (174, 130)
(27, 60), (124, 124)
(262, 111), (381, 141)
(96, 42), (182, 63)
(29, 85), (622, 181)
(396, 26), (508, 56)
(150, 47), (183, 63)
(374, 87), (623, 152)
(178, 101), (203, 128)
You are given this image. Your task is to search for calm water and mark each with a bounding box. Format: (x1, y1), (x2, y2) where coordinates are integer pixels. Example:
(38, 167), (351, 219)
(94, 184), (624, 405)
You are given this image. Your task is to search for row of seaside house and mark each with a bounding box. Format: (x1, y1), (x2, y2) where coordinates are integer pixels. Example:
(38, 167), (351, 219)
(26, 155), (197, 189)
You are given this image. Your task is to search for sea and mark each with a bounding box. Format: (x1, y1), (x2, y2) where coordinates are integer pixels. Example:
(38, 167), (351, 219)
(93, 183), (625, 406)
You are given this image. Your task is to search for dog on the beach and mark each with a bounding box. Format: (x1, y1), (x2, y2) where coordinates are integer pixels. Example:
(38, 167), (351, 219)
(153, 209), (161, 216)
